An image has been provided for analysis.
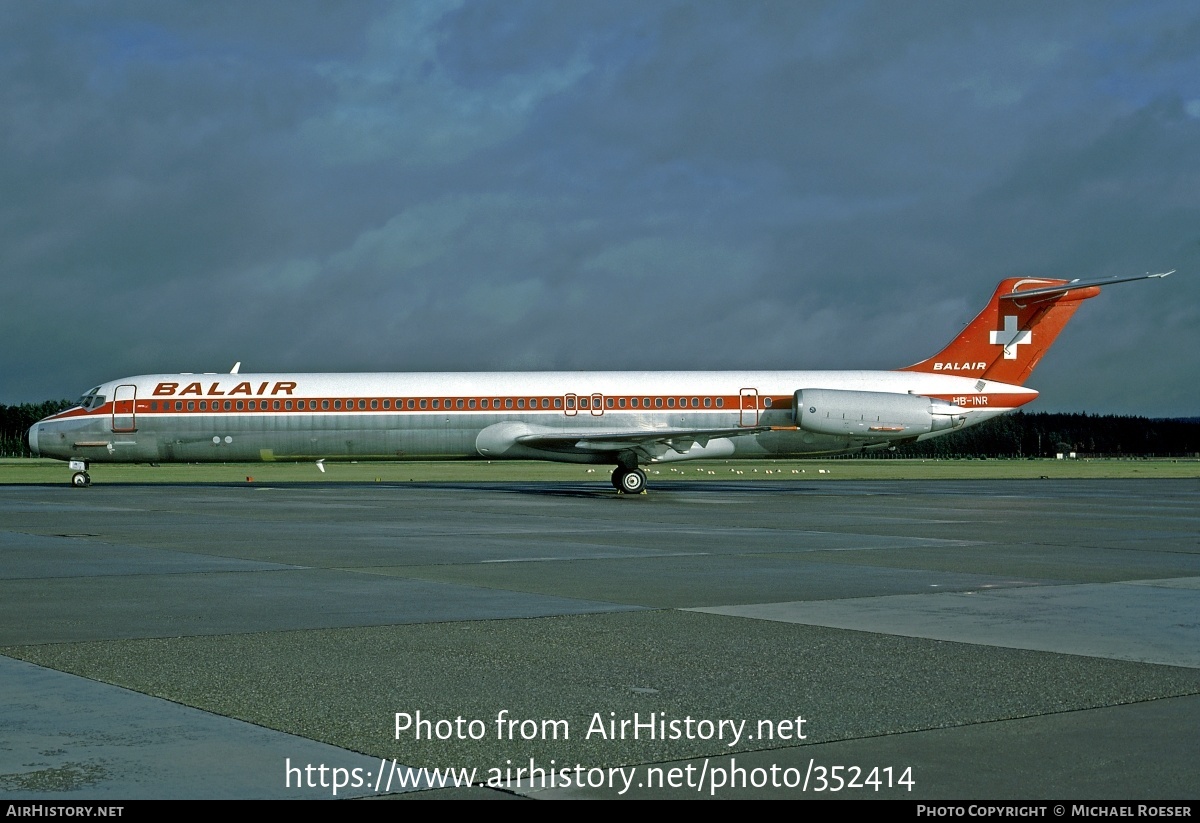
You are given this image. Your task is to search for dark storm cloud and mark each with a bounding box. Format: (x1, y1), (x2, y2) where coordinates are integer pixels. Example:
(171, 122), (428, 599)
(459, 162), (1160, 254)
(2, 1), (1197, 416)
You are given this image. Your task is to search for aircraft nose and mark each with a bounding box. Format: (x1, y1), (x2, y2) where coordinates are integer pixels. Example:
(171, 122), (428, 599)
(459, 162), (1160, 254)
(27, 422), (41, 457)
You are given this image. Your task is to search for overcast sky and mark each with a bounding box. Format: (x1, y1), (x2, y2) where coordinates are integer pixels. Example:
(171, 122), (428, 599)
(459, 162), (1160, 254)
(3, 1), (1197, 416)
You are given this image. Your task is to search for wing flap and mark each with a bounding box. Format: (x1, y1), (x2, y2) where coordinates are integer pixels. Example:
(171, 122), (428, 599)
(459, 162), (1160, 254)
(516, 425), (770, 458)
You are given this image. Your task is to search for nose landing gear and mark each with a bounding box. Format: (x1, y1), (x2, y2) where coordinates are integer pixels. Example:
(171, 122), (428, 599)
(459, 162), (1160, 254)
(68, 460), (91, 487)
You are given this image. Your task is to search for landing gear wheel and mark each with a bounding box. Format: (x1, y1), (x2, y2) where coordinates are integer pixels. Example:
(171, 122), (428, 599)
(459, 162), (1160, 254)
(614, 467), (647, 495)
(71, 471), (91, 488)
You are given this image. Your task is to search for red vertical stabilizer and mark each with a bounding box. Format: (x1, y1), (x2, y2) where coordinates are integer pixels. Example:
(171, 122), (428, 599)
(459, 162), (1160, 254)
(900, 278), (1101, 385)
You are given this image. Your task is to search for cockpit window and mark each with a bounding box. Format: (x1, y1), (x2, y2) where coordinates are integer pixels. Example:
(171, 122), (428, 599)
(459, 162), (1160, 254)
(76, 388), (105, 411)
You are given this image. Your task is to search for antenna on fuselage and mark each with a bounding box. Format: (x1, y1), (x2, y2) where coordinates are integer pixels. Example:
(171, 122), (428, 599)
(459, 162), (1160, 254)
(230, 362), (241, 374)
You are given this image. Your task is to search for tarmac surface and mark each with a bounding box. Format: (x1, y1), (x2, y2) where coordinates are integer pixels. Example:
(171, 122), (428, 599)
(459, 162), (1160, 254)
(1, 478), (1197, 799)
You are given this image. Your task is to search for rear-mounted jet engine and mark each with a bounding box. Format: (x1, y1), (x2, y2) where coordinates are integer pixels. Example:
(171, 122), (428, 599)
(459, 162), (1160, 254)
(793, 388), (966, 439)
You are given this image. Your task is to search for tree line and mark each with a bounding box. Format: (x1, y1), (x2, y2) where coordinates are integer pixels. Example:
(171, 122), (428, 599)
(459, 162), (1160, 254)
(891, 411), (1200, 458)
(0, 401), (72, 457)
(3, 402), (1197, 459)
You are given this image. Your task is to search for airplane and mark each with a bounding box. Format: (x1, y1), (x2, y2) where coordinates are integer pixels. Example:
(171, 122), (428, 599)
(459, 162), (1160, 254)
(27, 271), (1175, 493)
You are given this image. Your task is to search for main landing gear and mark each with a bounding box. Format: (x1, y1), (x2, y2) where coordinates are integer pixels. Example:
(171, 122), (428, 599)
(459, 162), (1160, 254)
(611, 466), (647, 495)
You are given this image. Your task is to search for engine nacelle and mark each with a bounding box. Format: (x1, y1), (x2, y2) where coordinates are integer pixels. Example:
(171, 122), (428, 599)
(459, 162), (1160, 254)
(793, 388), (965, 439)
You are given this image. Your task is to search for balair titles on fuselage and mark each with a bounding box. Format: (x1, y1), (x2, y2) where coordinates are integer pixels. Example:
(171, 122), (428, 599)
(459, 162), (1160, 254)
(153, 381), (298, 397)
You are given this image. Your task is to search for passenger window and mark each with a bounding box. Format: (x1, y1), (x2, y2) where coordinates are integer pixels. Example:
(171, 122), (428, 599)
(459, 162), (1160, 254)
(704, 397), (712, 408)
(187, 401), (194, 411)
(322, 400), (330, 410)
(764, 397), (773, 408)
(631, 398), (639, 408)
(606, 398), (614, 408)
(274, 400), (281, 410)
(225, 400), (232, 410)
(334, 400), (341, 410)
(692, 397), (699, 407)
(456, 399), (464, 409)
(420, 399), (428, 409)
(668, 398), (675, 408)
(553, 398), (562, 409)
(285, 400), (293, 410)
(481, 399), (489, 409)
(505, 398), (513, 409)
(716, 398), (724, 408)
(199, 401), (208, 411)
(655, 398), (663, 408)
(432, 399), (440, 409)
(517, 399), (525, 409)
(236, 401), (244, 411)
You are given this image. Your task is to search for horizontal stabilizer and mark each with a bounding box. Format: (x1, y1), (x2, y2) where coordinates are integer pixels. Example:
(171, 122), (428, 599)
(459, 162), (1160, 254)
(998, 270), (1174, 301)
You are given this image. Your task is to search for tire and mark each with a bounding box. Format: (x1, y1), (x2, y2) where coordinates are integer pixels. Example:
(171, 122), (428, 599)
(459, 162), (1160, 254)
(618, 468), (646, 495)
(71, 472), (91, 487)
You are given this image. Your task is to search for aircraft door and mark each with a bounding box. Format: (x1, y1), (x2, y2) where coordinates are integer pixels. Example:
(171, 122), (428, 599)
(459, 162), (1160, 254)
(739, 388), (759, 427)
(591, 393), (604, 416)
(112, 384), (138, 432)
(564, 393), (578, 416)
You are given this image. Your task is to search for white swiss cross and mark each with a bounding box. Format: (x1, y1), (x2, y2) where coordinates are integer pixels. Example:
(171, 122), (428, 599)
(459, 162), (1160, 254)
(989, 315), (1031, 360)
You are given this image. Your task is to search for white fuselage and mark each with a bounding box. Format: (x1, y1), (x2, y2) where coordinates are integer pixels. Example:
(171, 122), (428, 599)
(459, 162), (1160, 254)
(28, 369), (1035, 466)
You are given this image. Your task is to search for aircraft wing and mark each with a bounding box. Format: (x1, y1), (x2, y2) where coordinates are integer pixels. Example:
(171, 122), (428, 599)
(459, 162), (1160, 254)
(515, 424), (772, 461)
